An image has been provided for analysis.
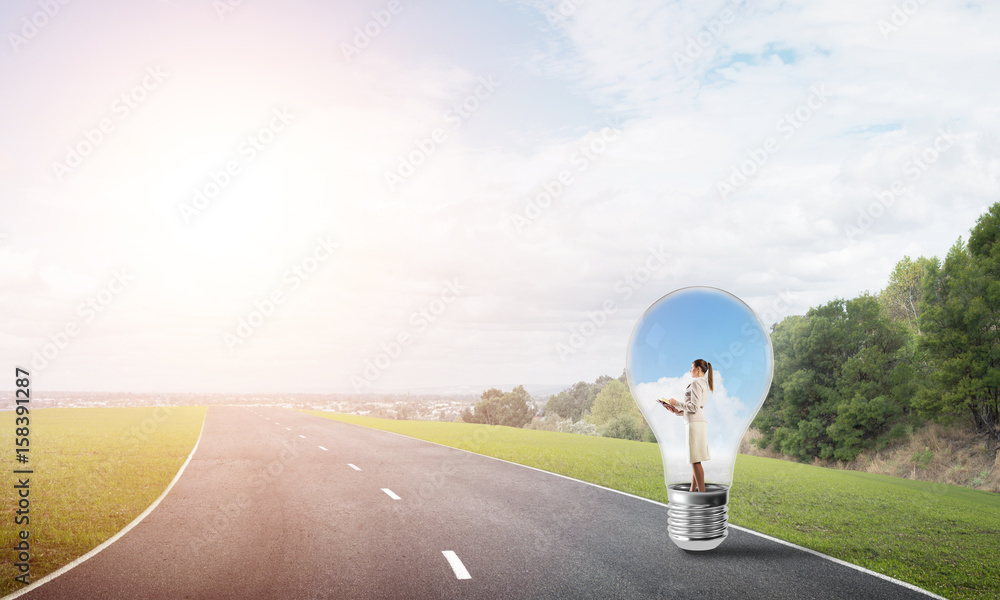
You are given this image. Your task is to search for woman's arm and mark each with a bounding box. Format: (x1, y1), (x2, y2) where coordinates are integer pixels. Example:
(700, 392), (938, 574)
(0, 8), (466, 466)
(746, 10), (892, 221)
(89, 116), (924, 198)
(691, 379), (708, 409)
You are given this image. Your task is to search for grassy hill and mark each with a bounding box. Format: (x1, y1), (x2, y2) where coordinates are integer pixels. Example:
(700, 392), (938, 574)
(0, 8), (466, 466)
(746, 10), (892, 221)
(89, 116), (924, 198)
(740, 424), (1000, 493)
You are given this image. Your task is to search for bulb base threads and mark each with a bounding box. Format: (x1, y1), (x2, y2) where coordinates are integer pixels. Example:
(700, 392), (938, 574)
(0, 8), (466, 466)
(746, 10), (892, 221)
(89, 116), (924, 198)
(666, 483), (729, 551)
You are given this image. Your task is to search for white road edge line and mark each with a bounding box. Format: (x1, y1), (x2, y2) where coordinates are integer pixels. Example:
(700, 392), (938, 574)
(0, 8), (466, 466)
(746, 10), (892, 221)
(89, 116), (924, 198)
(309, 414), (947, 600)
(2, 407), (209, 600)
(348, 463), (361, 471)
(442, 551), (471, 580)
(318, 446), (328, 451)
(381, 488), (400, 500)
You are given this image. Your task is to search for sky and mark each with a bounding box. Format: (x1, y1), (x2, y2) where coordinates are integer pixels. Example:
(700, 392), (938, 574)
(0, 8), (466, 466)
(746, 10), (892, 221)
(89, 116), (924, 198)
(1, 0), (998, 394)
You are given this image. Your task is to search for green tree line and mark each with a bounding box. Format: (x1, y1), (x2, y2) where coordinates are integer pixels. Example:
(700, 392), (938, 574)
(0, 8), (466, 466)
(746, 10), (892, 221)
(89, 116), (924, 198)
(754, 202), (1000, 461)
(462, 371), (655, 442)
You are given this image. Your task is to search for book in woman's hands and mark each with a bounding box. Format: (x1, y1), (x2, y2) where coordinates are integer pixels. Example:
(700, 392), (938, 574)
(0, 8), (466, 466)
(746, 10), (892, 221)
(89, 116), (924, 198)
(658, 398), (680, 413)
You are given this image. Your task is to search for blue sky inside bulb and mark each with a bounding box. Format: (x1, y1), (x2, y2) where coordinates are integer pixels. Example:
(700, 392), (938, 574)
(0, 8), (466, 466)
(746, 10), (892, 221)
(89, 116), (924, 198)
(626, 287), (774, 488)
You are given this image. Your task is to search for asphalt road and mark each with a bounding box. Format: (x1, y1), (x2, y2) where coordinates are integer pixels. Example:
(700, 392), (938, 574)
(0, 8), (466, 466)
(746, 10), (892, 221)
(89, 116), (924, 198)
(15, 406), (941, 600)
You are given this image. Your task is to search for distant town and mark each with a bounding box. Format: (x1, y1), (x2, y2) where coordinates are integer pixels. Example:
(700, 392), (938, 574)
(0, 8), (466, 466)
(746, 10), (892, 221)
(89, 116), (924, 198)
(0, 390), (541, 423)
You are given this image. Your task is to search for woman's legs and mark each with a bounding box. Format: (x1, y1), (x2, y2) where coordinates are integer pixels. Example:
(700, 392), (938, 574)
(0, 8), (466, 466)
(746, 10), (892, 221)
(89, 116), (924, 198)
(691, 462), (705, 492)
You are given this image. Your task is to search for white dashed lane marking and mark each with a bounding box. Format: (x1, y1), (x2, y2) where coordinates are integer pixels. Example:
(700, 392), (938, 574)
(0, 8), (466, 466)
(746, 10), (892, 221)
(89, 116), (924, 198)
(348, 464), (361, 471)
(318, 446), (328, 451)
(381, 488), (400, 500)
(442, 551), (471, 580)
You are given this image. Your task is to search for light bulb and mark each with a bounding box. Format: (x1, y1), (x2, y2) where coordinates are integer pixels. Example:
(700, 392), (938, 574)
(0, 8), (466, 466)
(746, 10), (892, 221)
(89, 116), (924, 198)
(626, 286), (774, 551)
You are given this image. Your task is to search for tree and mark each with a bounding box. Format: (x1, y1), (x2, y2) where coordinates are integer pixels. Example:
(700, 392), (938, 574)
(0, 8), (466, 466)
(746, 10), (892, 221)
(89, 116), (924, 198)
(462, 385), (536, 428)
(918, 203), (1000, 450)
(395, 403), (413, 420)
(878, 255), (935, 335)
(586, 379), (650, 441)
(600, 415), (645, 441)
(753, 295), (913, 461)
(544, 376), (612, 422)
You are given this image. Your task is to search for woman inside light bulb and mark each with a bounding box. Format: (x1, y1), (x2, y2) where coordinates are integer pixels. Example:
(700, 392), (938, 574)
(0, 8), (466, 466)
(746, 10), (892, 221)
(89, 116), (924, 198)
(660, 359), (713, 493)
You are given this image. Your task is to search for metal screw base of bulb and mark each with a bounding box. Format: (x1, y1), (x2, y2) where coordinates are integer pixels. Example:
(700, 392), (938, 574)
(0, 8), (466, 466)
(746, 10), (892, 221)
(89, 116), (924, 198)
(666, 483), (729, 551)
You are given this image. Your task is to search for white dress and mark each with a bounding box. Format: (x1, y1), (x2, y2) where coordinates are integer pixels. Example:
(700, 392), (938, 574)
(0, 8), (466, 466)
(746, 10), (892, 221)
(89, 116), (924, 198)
(677, 377), (710, 463)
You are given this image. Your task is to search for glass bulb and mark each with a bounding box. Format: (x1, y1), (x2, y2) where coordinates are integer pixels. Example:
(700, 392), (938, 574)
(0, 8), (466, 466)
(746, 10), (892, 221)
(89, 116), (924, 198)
(626, 286), (774, 551)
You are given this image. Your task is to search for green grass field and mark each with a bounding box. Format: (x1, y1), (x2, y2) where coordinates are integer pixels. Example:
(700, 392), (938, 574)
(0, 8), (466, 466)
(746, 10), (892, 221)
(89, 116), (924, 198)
(1, 406), (205, 597)
(305, 412), (1000, 600)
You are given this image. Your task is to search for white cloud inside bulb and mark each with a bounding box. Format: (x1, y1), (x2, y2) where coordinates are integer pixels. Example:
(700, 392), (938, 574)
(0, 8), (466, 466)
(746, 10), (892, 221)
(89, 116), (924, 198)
(635, 370), (750, 486)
